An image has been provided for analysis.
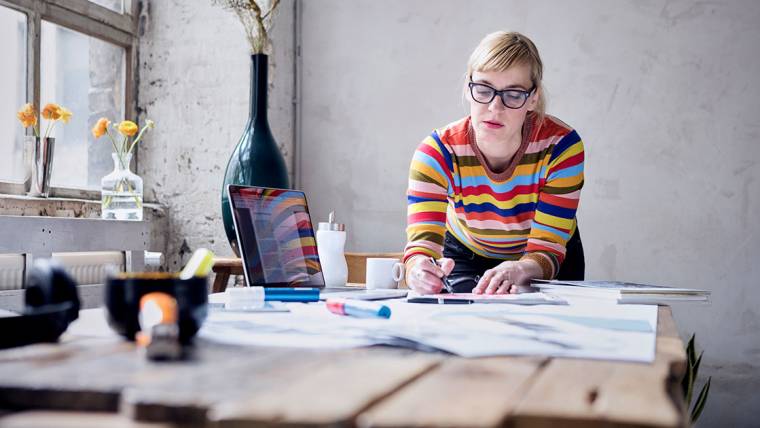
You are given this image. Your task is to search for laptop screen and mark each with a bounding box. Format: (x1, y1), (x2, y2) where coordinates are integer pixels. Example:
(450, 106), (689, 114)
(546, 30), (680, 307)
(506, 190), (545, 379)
(228, 185), (325, 287)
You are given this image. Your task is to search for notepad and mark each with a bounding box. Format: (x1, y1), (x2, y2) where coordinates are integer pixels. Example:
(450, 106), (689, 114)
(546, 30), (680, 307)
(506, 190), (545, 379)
(408, 292), (566, 305)
(531, 279), (710, 304)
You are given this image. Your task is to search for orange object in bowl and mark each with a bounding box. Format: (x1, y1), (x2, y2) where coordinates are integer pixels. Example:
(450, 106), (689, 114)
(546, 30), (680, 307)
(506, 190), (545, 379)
(104, 272), (207, 344)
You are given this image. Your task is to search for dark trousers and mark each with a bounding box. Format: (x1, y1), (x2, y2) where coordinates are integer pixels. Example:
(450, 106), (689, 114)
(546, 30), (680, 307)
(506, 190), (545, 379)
(441, 228), (585, 293)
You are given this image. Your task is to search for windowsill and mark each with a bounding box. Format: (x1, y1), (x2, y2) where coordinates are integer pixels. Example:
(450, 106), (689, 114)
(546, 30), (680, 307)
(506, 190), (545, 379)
(0, 193), (166, 219)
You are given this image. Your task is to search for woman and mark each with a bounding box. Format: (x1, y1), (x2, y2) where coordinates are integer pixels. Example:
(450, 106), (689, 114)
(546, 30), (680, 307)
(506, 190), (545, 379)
(404, 31), (585, 295)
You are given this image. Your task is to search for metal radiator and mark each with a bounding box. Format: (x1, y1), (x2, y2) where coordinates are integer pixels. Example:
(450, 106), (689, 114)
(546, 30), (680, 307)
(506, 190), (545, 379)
(0, 251), (162, 290)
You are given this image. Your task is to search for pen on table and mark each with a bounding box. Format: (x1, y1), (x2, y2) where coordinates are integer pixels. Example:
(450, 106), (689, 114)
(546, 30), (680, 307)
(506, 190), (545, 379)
(407, 297), (473, 305)
(325, 298), (391, 319)
(429, 257), (454, 294)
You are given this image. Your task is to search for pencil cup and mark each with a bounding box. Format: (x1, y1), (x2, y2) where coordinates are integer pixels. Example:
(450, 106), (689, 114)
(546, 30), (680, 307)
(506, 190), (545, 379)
(366, 258), (404, 289)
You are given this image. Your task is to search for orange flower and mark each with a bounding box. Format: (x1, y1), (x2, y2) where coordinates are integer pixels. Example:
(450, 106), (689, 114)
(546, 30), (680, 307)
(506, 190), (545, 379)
(117, 120), (138, 137)
(59, 107), (73, 124)
(16, 103), (37, 128)
(92, 118), (110, 138)
(41, 103), (62, 120)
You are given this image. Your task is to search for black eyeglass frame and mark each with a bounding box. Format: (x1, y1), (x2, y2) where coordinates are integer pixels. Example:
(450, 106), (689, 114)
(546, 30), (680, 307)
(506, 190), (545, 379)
(468, 80), (536, 109)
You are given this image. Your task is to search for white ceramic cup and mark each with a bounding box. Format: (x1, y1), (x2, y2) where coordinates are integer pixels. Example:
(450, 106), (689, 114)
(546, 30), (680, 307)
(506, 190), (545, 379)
(365, 258), (404, 289)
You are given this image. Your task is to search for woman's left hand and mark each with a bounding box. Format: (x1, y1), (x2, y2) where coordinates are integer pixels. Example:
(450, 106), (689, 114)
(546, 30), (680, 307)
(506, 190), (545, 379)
(472, 260), (540, 294)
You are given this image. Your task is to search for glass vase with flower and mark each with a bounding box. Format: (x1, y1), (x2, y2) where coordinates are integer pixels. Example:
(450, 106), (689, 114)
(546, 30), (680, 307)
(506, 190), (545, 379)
(17, 102), (72, 197)
(91, 118), (154, 221)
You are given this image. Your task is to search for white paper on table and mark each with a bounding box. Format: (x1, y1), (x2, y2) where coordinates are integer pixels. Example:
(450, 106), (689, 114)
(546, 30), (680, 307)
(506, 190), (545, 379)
(196, 300), (658, 363)
(384, 302), (658, 362)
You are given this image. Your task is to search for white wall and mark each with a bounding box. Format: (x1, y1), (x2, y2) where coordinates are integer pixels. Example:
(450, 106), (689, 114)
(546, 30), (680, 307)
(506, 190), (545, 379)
(297, 0), (760, 425)
(139, 0), (295, 269)
(139, 0), (759, 424)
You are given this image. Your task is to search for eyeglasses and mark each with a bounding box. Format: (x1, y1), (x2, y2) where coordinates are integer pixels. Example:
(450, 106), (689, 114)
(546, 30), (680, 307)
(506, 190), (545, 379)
(468, 80), (535, 109)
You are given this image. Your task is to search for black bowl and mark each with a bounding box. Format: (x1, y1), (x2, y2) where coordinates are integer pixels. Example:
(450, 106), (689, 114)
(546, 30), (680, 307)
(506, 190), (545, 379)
(104, 272), (208, 344)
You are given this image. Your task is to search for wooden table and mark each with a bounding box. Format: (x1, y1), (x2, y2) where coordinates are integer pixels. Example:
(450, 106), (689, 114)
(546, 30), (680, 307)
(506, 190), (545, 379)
(0, 306), (686, 427)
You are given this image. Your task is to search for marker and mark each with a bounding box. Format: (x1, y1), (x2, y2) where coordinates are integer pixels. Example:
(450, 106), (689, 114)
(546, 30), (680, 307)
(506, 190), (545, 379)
(325, 298), (391, 319)
(179, 248), (215, 279)
(225, 287), (320, 306)
(264, 287), (320, 302)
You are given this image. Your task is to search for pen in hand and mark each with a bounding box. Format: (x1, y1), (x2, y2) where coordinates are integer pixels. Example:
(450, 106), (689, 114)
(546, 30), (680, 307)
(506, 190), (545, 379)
(429, 257), (455, 294)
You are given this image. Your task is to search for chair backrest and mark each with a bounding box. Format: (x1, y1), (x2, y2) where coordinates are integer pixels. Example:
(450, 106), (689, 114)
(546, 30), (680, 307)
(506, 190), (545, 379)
(345, 252), (404, 286)
(212, 252), (406, 292)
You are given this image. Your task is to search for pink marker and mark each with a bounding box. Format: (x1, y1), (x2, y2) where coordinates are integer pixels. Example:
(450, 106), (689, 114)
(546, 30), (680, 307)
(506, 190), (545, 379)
(325, 298), (391, 319)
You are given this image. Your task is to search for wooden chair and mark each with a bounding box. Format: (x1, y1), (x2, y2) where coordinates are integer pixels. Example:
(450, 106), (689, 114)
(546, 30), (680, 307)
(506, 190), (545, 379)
(212, 252), (404, 293)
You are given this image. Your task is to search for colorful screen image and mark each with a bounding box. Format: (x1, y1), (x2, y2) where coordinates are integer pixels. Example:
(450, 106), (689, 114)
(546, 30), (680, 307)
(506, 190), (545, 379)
(228, 185), (324, 287)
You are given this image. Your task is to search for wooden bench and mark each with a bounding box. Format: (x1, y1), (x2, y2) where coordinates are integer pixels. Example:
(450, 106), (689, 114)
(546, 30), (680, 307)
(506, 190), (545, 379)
(212, 252), (404, 292)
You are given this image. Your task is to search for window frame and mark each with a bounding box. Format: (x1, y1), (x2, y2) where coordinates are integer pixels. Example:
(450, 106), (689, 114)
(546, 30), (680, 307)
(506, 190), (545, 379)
(0, 0), (138, 199)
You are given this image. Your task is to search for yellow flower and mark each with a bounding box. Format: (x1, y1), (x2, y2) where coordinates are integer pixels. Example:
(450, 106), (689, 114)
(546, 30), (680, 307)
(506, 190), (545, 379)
(59, 107), (73, 124)
(92, 118), (110, 138)
(117, 120), (138, 137)
(16, 103), (37, 128)
(41, 103), (62, 120)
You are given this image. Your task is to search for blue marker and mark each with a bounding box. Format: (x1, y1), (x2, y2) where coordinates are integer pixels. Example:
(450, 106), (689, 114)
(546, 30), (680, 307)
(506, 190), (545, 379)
(325, 298), (391, 319)
(263, 287), (320, 302)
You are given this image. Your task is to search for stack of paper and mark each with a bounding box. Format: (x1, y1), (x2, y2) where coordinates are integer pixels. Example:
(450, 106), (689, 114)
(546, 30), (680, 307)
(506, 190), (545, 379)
(531, 280), (711, 304)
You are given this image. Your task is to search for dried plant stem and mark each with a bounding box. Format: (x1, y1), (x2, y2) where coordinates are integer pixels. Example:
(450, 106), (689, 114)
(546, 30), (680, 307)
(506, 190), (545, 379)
(214, 0), (280, 54)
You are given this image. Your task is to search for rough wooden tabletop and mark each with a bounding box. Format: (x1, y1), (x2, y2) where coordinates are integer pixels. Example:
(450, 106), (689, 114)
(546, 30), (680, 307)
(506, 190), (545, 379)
(0, 306), (686, 428)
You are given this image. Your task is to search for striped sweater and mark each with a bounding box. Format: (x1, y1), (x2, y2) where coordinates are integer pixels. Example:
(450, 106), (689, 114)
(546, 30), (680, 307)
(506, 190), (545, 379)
(403, 114), (585, 279)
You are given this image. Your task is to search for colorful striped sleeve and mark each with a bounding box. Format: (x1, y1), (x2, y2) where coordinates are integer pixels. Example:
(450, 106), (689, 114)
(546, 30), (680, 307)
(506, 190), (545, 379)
(520, 130), (585, 278)
(403, 134), (452, 263)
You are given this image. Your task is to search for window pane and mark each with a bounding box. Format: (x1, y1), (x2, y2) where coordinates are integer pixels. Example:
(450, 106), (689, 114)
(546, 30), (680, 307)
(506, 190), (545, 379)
(42, 21), (125, 189)
(89, 0), (125, 14)
(0, 6), (27, 182)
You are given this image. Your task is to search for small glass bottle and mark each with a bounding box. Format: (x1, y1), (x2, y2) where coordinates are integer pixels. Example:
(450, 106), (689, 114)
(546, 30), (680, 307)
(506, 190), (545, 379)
(316, 211), (348, 287)
(101, 153), (143, 221)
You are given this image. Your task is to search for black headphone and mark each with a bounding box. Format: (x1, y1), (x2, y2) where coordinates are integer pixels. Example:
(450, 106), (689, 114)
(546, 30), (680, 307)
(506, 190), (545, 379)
(0, 259), (80, 349)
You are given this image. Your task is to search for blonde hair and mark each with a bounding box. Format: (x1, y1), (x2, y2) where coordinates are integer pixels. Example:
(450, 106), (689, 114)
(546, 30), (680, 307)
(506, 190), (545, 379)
(466, 31), (546, 124)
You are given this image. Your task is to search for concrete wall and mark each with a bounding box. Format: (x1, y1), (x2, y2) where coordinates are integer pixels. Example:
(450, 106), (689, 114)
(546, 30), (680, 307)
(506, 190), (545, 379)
(138, 0), (295, 269)
(297, 0), (760, 425)
(138, 0), (759, 424)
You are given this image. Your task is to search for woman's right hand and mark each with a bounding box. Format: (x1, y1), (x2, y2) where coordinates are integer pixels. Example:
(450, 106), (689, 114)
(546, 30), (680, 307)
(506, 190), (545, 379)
(405, 256), (455, 295)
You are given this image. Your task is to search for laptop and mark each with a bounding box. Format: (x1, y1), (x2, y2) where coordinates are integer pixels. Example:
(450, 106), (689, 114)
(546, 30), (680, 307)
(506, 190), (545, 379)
(227, 185), (407, 299)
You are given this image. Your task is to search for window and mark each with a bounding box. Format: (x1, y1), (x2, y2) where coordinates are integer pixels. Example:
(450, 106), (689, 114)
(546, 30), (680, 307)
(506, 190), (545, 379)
(0, 0), (138, 197)
(41, 22), (126, 188)
(0, 6), (27, 182)
(89, 0), (130, 14)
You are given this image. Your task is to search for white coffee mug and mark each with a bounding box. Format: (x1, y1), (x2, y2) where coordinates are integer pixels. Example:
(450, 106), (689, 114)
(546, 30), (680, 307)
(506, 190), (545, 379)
(365, 258), (404, 289)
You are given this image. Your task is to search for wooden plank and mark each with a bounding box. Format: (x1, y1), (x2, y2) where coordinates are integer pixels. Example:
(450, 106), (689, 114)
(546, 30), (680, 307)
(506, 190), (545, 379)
(511, 359), (680, 428)
(357, 356), (546, 428)
(210, 349), (440, 427)
(0, 334), (306, 420)
(0, 337), (133, 412)
(42, 2), (132, 47)
(655, 306), (687, 376)
(51, 0), (136, 34)
(0, 410), (173, 428)
(212, 258), (243, 271)
(510, 308), (687, 428)
(121, 345), (333, 424)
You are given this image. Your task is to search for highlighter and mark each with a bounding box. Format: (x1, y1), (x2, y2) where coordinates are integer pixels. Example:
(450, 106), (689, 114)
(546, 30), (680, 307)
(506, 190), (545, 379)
(325, 298), (391, 319)
(179, 248), (215, 280)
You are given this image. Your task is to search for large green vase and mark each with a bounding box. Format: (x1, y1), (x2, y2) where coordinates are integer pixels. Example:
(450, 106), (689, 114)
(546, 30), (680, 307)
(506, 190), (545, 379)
(221, 54), (289, 256)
